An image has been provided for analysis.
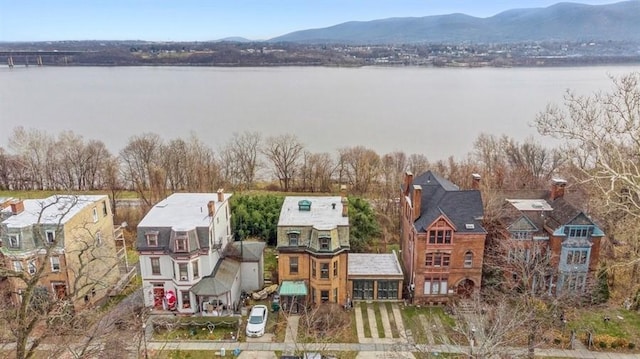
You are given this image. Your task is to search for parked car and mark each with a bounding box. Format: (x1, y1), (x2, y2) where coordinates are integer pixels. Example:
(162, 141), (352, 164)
(246, 304), (268, 337)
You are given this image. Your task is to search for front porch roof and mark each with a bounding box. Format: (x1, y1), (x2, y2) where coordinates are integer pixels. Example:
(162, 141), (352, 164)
(190, 258), (240, 296)
(279, 280), (308, 296)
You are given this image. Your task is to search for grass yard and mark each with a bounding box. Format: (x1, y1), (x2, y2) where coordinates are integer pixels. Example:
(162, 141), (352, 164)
(566, 307), (640, 351)
(402, 305), (458, 345)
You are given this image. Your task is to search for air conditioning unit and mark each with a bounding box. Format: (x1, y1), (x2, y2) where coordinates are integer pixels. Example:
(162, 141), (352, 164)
(181, 276), (188, 281)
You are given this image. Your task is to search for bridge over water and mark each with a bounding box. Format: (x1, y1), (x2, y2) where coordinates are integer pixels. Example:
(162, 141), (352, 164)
(0, 51), (87, 67)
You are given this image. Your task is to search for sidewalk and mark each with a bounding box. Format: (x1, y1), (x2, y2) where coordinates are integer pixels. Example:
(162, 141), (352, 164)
(142, 302), (640, 358)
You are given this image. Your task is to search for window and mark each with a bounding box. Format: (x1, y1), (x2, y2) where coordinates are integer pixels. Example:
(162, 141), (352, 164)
(320, 290), (329, 303)
(102, 201), (108, 216)
(13, 260), (23, 272)
(424, 277), (448, 295)
(92, 207), (98, 222)
(353, 280), (374, 300)
(320, 262), (329, 279)
(96, 231), (102, 246)
(9, 234), (20, 248)
(377, 281), (399, 299)
(28, 260), (37, 275)
(333, 261), (338, 277)
(150, 257), (161, 275)
(146, 232), (158, 247)
(333, 288), (338, 303)
(192, 260), (199, 279)
(181, 290), (191, 309)
(175, 238), (187, 252)
(464, 251), (473, 268)
(511, 231), (533, 240)
(311, 259), (316, 278)
(51, 256), (61, 271)
(179, 263), (188, 281)
(319, 237), (330, 250)
(425, 252), (450, 267)
(566, 249), (588, 265)
(562, 274), (587, 293)
(288, 232), (299, 246)
(428, 230), (452, 244)
(568, 227), (589, 238)
(45, 230), (56, 245)
(289, 257), (299, 274)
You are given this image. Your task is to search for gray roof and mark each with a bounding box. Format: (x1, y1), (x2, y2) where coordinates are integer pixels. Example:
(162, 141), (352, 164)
(410, 171), (485, 234)
(348, 252), (403, 277)
(190, 258), (240, 296)
(138, 193), (231, 229)
(228, 241), (265, 261)
(1, 195), (107, 228)
(278, 196), (348, 230)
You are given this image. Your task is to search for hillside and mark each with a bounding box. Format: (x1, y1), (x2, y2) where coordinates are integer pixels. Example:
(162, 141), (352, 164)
(270, 1), (640, 44)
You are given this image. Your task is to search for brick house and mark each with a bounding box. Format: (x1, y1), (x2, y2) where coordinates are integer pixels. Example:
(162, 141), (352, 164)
(0, 195), (120, 309)
(495, 179), (604, 296)
(400, 171), (487, 304)
(276, 196), (350, 312)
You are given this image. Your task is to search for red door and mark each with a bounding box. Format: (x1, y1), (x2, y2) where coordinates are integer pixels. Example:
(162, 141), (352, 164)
(153, 287), (165, 308)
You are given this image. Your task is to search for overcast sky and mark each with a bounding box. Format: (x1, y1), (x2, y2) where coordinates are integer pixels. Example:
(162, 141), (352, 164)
(0, 0), (624, 42)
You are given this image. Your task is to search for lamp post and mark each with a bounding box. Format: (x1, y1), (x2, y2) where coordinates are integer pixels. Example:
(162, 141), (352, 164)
(470, 327), (476, 359)
(141, 321), (149, 359)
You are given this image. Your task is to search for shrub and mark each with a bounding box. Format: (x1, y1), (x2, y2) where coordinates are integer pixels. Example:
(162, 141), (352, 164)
(598, 341), (608, 349)
(628, 342), (636, 349)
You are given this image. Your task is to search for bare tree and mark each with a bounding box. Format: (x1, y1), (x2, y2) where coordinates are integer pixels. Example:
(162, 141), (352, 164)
(535, 72), (640, 285)
(8, 126), (55, 190)
(0, 196), (122, 359)
(338, 146), (381, 194)
(297, 151), (335, 192)
(262, 134), (304, 191)
(220, 131), (262, 190)
(119, 133), (164, 208)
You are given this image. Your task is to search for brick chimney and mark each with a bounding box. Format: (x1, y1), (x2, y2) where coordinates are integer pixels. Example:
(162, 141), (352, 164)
(403, 171), (414, 196)
(10, 200), (24, 215)
(341, 197), (349, 217)
(471, 173), (481, 190)
(412, 185), (422, 221)
(207, 201), (215, 217)
(217, 188), (224, 202)
(550, 178), (567, 201)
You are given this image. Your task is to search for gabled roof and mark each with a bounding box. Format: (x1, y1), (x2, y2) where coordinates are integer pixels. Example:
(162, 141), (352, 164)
(410, 171), (485, 234)
(190, 258), (240, 296)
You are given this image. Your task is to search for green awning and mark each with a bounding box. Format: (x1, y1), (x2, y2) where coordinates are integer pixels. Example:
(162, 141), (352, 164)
(279, 281), (308, 296)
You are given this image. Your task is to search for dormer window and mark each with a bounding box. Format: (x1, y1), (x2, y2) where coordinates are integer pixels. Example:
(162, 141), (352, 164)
(319, 237), (330, 251)
(9, 234), (20, 248)
(45, 230), (56, 245)
(176, 238), (187, 252)
(288, 232), (299, 246)
(146, 231), (159, 247)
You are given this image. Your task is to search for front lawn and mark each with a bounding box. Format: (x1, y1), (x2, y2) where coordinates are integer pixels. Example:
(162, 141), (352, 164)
(566, 307), (640, 351)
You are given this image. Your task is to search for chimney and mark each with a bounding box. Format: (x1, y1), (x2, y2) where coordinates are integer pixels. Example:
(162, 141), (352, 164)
(550, 178), (567, 201)
(341, 197), (349, 217)
(412, 185), (422, 221)
(403, 171), (414, 196)
(207, 200), (215, 217)
(471, 173), (481, 190)
(10, 200), (24, 215)
(217, 188), (224, 202)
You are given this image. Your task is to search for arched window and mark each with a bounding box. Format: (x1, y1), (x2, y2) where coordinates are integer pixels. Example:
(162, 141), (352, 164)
(464, 251), (473, 268)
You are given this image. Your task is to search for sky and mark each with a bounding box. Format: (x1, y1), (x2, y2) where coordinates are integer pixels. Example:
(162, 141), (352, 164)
(0, 0), (625, 42)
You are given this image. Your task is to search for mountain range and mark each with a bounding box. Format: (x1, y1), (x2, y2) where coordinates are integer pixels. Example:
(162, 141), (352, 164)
(268, 1), (640, 44)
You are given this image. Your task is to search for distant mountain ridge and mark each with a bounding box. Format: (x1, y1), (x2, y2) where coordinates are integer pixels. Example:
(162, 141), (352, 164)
(270, 1), (640, 44)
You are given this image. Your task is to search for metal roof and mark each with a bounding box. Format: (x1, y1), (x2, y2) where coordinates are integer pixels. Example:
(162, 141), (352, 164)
(1, 195), (107, 228)
(138, 193), (231, 229)
(279, 281), (308, 296)
(348, 252), (403, 277)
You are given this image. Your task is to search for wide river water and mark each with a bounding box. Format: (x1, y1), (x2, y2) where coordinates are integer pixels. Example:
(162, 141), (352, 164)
(1, 65), (638, 161)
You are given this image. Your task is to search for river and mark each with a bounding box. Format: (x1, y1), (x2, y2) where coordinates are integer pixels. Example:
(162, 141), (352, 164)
(0, 65), (637, 161)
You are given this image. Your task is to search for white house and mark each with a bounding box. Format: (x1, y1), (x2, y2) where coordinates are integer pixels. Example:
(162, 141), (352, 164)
(137, 190), (247, 315)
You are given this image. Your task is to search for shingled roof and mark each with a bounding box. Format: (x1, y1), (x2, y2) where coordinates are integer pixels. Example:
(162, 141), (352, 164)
(410, 171), (485, 234)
